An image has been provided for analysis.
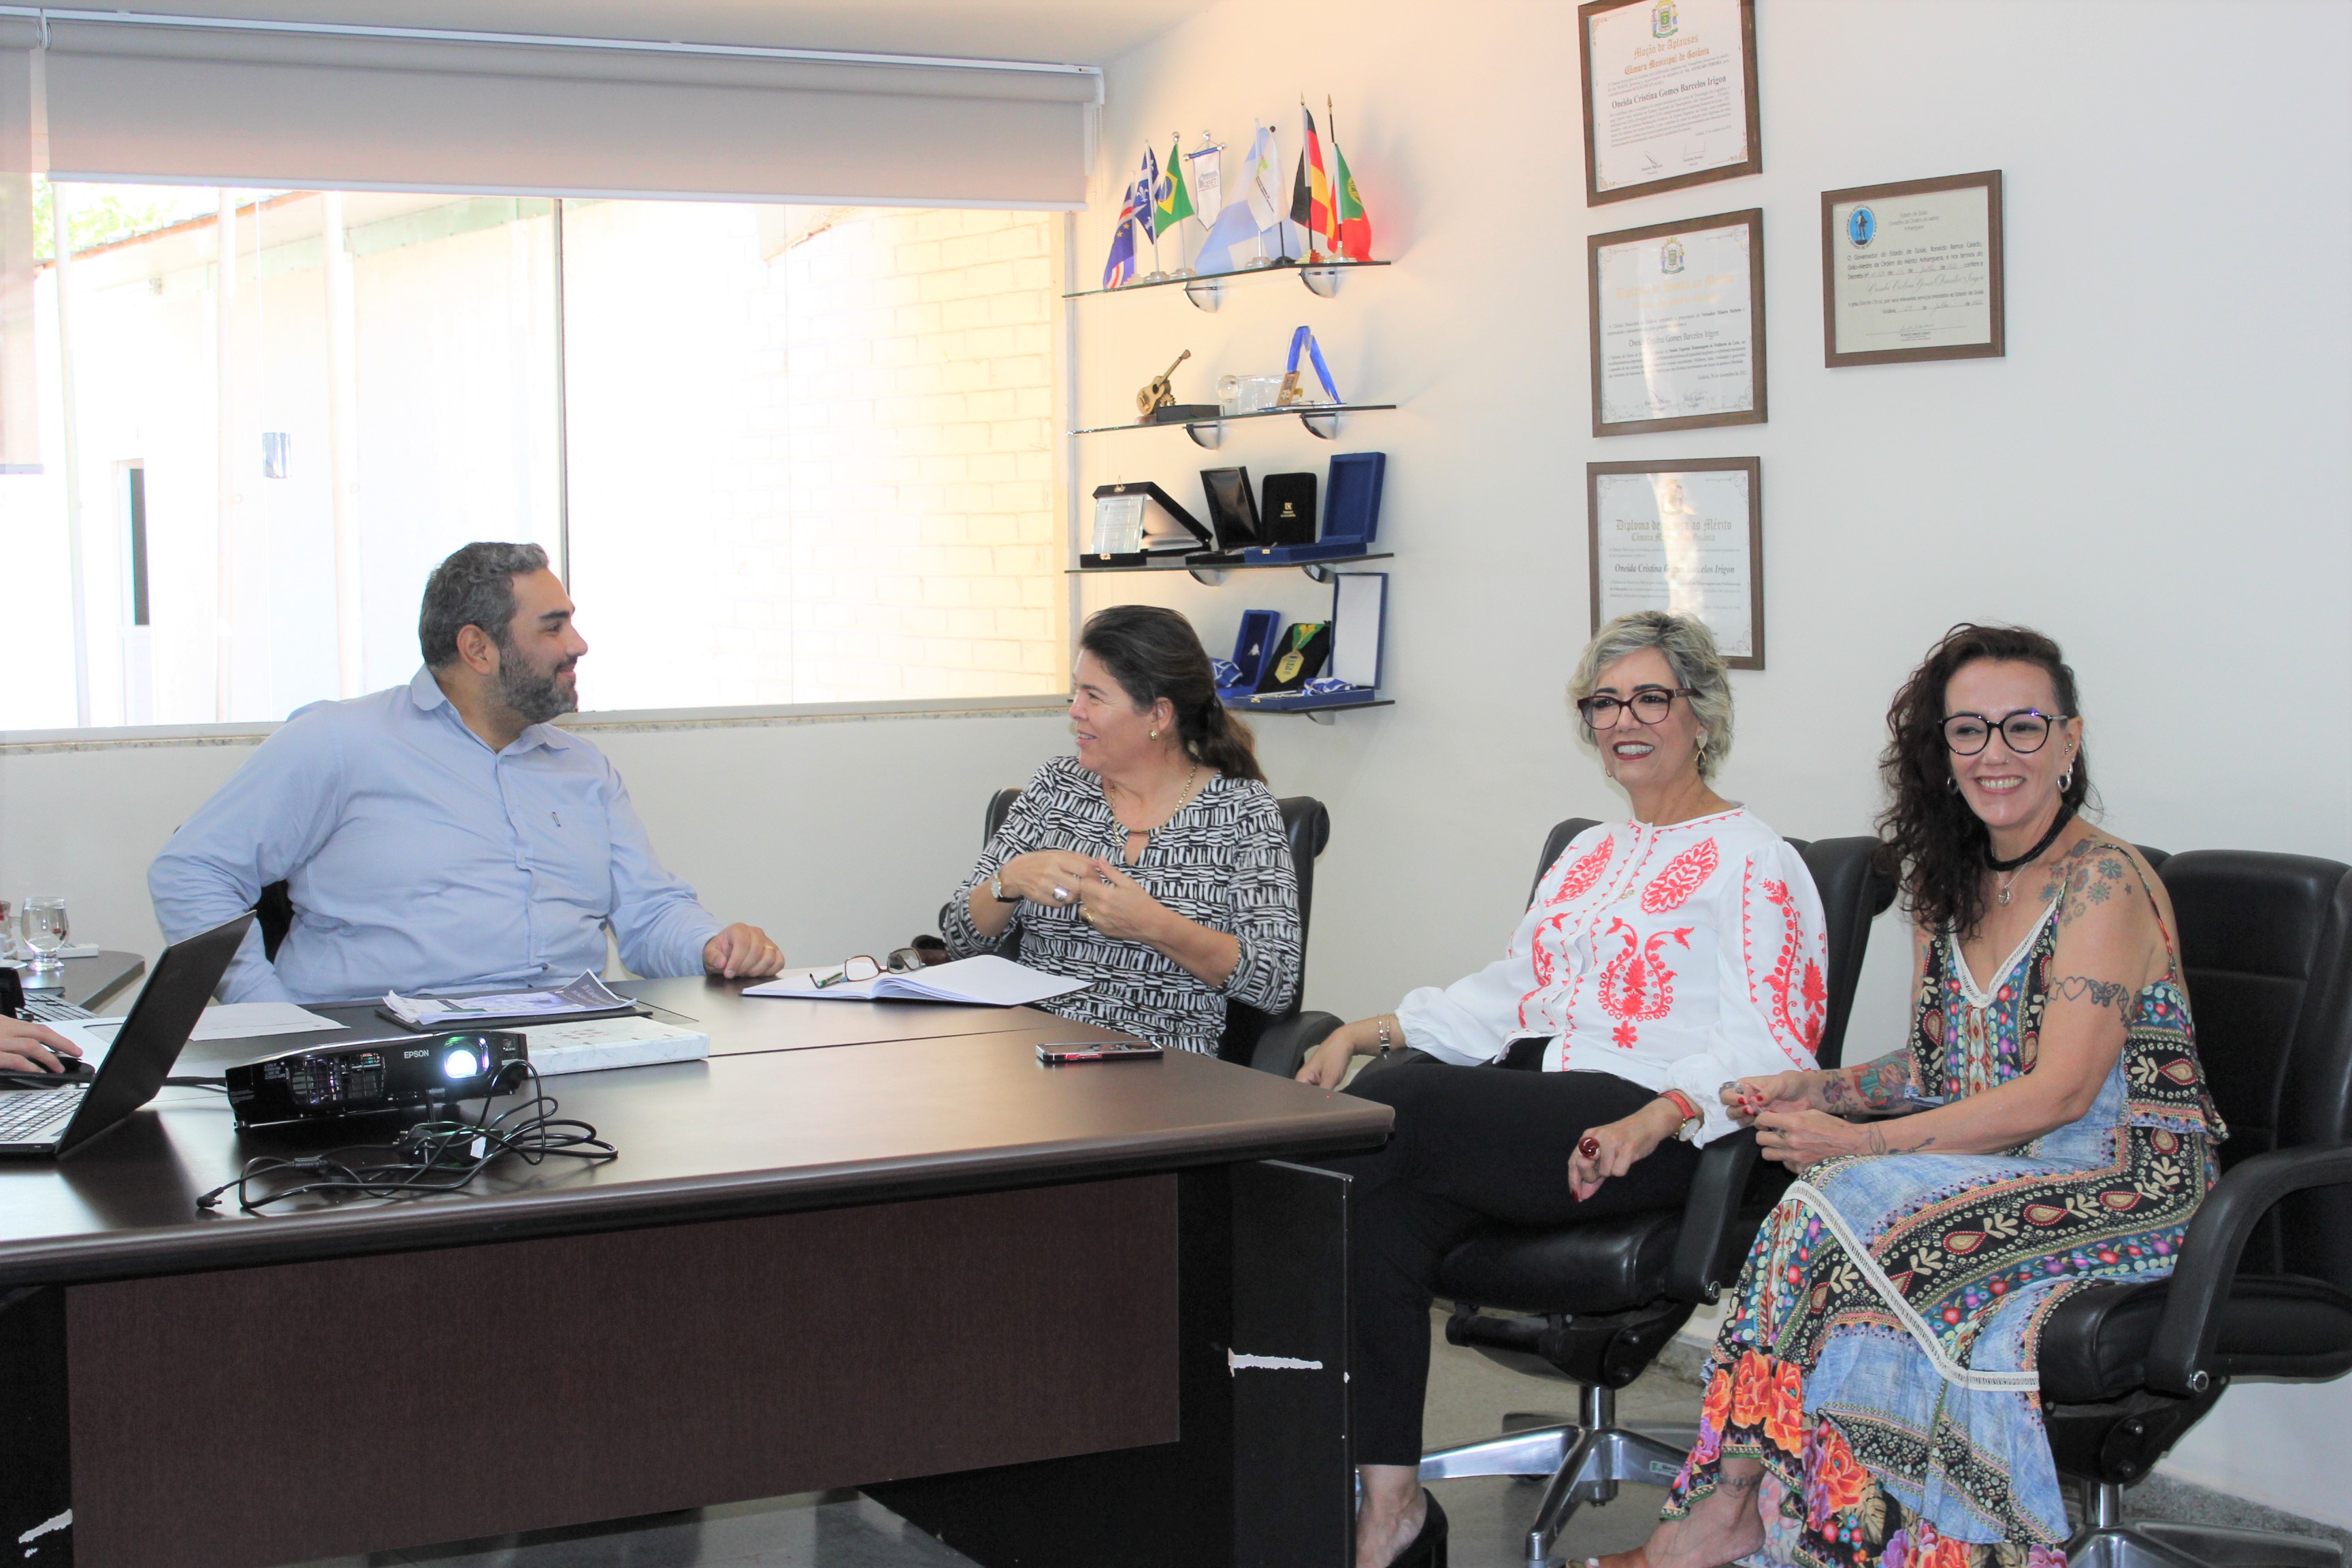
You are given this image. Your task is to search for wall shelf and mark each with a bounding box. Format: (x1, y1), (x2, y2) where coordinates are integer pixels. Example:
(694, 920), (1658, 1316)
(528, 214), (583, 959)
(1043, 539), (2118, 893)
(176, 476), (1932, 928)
(1073, 402), (1393, 448)
(1064, 257), (1390, 312)
(1068, 551), (1392, 586)
(1222, 697), (1393, 725)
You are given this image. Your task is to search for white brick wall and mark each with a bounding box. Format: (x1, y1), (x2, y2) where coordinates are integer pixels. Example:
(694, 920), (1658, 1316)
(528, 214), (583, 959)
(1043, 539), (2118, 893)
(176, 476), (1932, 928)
(566, 201), (1065, 710)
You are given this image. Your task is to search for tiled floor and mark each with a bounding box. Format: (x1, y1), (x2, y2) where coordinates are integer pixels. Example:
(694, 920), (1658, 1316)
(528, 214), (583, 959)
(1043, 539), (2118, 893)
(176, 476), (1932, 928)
(277, 1311), (2349, 1568)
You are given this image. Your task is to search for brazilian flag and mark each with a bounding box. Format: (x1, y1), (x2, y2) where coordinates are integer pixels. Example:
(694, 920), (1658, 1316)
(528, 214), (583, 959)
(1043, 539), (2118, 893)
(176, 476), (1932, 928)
(1157, 136), (1197, 231)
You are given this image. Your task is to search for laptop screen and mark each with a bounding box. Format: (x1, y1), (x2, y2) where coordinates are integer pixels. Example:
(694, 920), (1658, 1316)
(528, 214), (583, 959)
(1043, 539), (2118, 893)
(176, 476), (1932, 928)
(58, 912), (254, 1156)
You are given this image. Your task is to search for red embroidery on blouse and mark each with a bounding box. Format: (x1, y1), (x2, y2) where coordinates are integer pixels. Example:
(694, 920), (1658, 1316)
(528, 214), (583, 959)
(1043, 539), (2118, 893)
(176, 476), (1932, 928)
(1748, 873), (1827, 1062)
(1640, 838), (1719, 913)
(1598, 917), (1691, 1048)
(1548, 834), (1616, 904)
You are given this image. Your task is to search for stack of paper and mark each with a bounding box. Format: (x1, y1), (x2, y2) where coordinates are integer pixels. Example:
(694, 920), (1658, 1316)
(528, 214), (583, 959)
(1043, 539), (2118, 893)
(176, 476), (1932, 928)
(518, 1017), (710, 1077)
(383, 971), (632, 1029)
(745, 954), (1088, 1007)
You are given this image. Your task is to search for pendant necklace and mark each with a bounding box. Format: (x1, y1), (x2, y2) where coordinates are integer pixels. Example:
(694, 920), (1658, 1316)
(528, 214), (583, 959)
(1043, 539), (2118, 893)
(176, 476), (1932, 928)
(1987, 801), (2076, 906)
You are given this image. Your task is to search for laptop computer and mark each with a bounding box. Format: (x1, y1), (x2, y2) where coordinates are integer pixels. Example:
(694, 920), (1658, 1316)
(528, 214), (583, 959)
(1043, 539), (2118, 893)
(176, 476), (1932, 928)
(0, 911), (254, 1158)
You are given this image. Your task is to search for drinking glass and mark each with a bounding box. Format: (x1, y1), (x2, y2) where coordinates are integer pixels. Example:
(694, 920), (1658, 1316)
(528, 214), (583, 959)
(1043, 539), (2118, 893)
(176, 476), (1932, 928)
(20, 896), (68, 990)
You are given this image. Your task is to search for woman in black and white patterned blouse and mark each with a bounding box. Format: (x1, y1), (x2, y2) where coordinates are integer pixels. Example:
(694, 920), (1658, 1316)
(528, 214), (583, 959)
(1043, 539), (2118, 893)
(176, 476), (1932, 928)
(943, 605), (1301, 1056)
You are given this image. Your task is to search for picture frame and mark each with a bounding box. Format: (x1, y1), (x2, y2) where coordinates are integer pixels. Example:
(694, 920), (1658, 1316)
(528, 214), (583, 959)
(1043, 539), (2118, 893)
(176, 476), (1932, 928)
(1586, 207), (1766, 437)
(1586, 456), (1763, 670)
(1820, 169), (2005, 368)
(1578, 0), (1761, 207)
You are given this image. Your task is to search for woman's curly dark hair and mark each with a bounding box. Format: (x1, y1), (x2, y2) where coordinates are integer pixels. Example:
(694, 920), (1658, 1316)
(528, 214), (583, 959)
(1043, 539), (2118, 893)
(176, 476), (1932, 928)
(1876, 623), (2090, 942)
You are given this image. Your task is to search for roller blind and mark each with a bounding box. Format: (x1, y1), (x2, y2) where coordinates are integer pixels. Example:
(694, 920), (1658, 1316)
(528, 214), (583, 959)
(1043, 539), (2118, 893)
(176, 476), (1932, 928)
(27, 16), (1097, 207)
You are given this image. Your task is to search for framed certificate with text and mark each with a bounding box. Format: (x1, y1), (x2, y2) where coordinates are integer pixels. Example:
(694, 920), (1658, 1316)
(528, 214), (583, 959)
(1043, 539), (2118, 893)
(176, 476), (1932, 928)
(1578, 0), (1761, 206)
(1821, 170), (2005, 367)
(1587, 457), (1763, 669)
(1588, 208), (1765, 436)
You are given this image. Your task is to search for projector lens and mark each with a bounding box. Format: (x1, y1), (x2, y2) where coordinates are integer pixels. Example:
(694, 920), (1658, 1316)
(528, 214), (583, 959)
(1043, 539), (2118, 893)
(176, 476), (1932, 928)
(443, 1047), (479, 1080)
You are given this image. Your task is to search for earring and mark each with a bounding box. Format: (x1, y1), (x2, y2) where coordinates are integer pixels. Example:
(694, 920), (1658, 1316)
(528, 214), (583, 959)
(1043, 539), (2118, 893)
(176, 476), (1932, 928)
(2060, 764), (2075, 793)
(1947, 775), (1961, 794)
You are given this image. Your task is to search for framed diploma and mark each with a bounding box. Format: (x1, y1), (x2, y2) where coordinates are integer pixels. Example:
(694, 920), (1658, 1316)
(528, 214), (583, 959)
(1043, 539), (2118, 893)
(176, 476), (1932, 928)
(1588, 208), (1765, 437)
(1587, 457), (1763, 669)
(1578, 0), (1761, 207)
(1821, 170), (2005, 367)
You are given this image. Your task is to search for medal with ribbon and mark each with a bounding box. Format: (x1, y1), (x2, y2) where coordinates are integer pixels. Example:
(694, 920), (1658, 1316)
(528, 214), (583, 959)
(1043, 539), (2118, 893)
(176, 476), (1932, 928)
(1275, 325), (1341, 408)
(1272, 621), (1318, 683)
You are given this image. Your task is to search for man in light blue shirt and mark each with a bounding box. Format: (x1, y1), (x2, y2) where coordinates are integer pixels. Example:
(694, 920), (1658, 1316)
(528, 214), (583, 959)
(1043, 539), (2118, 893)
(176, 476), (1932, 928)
(150, 542), (784, 1004)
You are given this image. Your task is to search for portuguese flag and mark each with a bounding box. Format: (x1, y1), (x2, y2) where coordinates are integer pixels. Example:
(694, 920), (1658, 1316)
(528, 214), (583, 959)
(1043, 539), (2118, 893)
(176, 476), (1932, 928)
(1330, 111), (1372, 262)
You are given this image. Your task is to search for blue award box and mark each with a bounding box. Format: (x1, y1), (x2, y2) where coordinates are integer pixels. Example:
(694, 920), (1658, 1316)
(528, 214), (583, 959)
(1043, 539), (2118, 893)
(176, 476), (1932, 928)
(1232, 573), (1388, 713)
(1198, 451), (1386, 568)
(1216, 608), (1284, 701)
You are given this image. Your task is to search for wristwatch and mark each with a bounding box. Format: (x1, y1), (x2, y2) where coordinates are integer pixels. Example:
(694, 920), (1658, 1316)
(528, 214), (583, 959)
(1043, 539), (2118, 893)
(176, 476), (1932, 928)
(1660, 1088), (1704, 1142)
(990, 877), (1020, 904)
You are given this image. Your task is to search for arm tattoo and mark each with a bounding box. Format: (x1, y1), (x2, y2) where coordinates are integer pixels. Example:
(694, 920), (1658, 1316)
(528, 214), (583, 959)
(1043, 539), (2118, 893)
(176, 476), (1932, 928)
(2053, 974), (2136, 1019)
(2038, 838), (2133, 926)
(1843, 1052), (1921, 1111)
(1864, 1126), (1936, 1156)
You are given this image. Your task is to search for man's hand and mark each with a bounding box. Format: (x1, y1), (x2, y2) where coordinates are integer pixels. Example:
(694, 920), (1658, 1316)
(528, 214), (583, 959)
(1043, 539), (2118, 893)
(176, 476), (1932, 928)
(0, 1017), (82, 1075)
(1075, 860), (1171, 944)
(1567, 1099), (1682, 1201)
(1754, 1107), (1870, 1170)
(703, 924), (785, 979)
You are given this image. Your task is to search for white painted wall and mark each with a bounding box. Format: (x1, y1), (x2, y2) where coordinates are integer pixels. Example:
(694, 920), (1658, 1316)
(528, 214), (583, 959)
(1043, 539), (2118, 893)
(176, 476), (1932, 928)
(1083, 0), (2352, 1526)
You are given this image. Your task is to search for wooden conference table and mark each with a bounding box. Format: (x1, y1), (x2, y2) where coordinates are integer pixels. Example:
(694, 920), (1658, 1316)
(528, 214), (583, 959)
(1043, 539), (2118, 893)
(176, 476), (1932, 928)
(0, 975), (1392, 1568)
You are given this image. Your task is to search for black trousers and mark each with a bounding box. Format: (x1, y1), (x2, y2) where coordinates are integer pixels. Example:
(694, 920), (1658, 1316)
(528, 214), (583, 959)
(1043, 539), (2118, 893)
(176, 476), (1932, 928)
(1324, 1060), (1701, 1466)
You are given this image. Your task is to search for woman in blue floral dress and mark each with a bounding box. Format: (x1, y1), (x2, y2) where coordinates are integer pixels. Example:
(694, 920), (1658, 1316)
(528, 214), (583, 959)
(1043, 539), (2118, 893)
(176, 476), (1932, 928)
(1601, 625), (2223, 1568)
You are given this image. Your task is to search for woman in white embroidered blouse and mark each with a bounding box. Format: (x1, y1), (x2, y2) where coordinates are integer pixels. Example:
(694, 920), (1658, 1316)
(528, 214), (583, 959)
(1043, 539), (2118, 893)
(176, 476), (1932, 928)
(1298, 610), (1830, 1568)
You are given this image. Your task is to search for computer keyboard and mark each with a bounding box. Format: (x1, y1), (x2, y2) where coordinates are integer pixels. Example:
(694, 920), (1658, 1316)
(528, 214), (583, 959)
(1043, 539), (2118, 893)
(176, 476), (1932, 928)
(18, 996), (97, 1024)
(0, 1082), (82, 1141)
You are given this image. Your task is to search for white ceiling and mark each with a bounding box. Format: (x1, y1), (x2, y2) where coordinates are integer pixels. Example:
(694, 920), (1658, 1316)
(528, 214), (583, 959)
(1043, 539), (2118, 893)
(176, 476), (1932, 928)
(95, 0), (1198, 66)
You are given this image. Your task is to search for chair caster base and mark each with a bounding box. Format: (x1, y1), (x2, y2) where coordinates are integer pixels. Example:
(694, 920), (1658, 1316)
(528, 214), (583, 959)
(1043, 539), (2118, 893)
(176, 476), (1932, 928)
(1421, 1385), (1695, 1567)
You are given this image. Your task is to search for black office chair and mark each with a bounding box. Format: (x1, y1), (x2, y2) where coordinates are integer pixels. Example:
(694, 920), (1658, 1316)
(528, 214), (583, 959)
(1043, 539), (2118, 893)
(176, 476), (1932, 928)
(1412, 817), (1896, 1567)
(961, 787), (1335, 1071)
(2038, 849), (2352, 1568)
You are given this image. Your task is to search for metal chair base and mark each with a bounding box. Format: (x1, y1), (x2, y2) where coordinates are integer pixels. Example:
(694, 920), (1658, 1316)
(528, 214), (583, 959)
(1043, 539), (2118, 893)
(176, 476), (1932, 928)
(2067, 1483), (2344, 1568)
(1419, 1385), (1695, 1566)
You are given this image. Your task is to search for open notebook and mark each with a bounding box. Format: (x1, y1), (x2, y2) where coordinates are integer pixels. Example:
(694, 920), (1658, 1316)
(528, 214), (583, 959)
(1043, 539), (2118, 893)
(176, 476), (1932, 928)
(745, 954), (1088, 1007)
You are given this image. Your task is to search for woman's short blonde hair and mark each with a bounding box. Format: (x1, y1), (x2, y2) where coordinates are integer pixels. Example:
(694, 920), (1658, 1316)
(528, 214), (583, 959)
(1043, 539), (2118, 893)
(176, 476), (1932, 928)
(1568, 610), (1735, 779)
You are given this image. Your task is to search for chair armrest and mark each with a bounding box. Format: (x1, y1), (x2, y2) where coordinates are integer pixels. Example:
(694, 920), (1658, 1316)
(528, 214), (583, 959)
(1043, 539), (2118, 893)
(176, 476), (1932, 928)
(1251, 1011), (1343, 1077)
(2145, 1140), (2352, 1395)
(1665, 1128), (1766, 1305)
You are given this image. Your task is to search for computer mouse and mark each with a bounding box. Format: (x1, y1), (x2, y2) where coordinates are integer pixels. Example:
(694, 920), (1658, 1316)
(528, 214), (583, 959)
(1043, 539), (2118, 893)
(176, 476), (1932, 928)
(0, 1058), (94, 1088)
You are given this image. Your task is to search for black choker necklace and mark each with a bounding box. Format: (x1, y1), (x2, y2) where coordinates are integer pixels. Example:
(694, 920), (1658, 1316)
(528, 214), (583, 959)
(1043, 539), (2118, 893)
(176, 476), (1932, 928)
(1986, 801), (2076, 875)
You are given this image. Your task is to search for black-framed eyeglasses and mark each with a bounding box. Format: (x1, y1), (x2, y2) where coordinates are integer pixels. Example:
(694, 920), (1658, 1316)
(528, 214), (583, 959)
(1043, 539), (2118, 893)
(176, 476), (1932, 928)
(811, 949), (928, 988)
(1576, 686), (1697, 728)
(1942, 709), (2072, 756)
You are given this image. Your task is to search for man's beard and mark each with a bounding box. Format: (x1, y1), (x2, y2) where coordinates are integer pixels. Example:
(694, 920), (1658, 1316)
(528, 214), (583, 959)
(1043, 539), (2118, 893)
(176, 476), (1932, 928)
(497, 647), (577, 725)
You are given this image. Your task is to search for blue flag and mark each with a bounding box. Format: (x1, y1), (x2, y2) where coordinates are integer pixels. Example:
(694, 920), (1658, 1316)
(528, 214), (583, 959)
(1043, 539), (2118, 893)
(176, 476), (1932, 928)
(1135, 146), (1161, 245)
(1192, 199), (1259, 276)
(1102, 176), (1143, 287)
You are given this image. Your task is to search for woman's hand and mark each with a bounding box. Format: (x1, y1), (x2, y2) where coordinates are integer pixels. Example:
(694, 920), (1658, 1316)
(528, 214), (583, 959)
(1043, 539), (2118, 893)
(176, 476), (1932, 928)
(1296, 1015), (1389, 1089)
(1075, 858), (1171, 943)
(1568, 1099), (1684, 1201)
(1753, 1107), (1871, 1170)
(0, 1017), (82, 1075)
(998, 850), (1101, 911)
(1720, 1071), (1821, 1124)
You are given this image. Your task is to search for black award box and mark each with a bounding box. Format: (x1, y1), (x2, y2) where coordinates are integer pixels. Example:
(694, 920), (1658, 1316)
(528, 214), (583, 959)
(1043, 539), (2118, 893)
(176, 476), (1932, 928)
(1260, 472), (1318, 546)
(1198, 466), (1263, 551)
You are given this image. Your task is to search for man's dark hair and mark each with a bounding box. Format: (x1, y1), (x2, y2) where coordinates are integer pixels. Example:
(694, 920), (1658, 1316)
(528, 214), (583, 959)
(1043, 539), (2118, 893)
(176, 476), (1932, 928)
(418, 542), (551, 668)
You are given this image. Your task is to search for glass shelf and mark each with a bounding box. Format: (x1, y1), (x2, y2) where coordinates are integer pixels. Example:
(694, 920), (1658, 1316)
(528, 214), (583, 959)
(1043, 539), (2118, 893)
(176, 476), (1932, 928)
(1066, 257), (1390, 311)
(1069, 551), (1390, 585)
(1222, 696), (1392, 725)
(1071, 402), (1394, 448)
